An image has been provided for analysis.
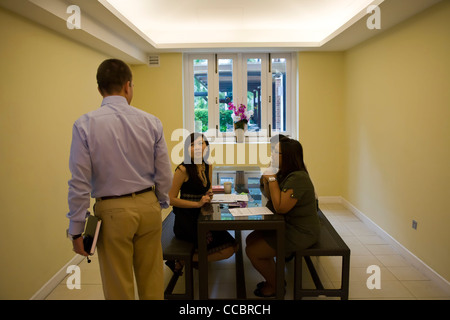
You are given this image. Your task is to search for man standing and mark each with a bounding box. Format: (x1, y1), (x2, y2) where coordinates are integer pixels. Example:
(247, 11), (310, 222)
(66, 59), (172, 299)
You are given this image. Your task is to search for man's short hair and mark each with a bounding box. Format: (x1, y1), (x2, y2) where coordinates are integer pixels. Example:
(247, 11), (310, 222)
(96, 59), (132, 95)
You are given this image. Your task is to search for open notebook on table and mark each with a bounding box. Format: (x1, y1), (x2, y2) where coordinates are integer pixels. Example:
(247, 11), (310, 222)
(228, 206), (273, 217)
(210, 194), (249, 203)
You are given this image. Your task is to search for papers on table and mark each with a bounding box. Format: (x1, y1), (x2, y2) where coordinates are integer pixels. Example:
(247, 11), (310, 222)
(228, 206), (274, 217)
(211, 194), (249, 203)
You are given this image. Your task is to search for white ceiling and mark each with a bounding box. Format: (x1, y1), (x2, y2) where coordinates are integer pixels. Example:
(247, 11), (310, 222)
(100, 0), (382, 48)
(0, 0), (442, 64)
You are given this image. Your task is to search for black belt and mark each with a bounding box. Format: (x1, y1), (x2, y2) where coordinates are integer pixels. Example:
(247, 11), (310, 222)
(97, 186), (155, 201)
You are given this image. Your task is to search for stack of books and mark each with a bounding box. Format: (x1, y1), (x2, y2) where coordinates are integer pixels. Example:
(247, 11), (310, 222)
(212, 185), (224, 194)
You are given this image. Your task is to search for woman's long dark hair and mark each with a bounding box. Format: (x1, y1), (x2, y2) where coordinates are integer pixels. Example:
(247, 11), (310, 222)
(180, 133), (210, 185)
(276, 138), (308, 182)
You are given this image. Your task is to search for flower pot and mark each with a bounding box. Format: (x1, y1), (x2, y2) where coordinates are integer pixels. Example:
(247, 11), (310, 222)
(234, 121), (247, 143)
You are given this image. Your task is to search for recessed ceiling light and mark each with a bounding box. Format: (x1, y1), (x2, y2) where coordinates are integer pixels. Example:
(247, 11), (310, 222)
(99, 0), (383, 48)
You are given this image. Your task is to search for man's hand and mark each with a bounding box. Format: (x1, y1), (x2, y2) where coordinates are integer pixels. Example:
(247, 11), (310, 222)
(72, 236), (89, 256)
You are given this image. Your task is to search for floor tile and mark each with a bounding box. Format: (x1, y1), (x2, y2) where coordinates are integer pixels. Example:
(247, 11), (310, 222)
(347, 242), (373, 255)
(331, 223), (354, 237)
(349, 254), (380, 268)
(401, 280), (450, 299)
(376, 254), (411, 267)
(344, 221), (376, 236)
(358, 235), (386, 245)
(45, 283), (104, 300)
(387, 266), (429, 281)
(349, 280), (414, 299)
(365, 244), (399, 255)
(349, 266), (397, 282)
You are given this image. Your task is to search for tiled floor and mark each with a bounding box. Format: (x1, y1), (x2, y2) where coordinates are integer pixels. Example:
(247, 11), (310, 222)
(45, 203), (450, 300)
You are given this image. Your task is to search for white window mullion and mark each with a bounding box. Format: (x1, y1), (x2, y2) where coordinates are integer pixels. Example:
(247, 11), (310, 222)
(263, 54), (274, 137)
(184, 55), (194, 133)
(210, 54), (218, 137)
(243, 53), (267, 138)
(236, 53), (243, 107)
(216, 54), (238, 139)
(207, 54), (216, 137)
(290, 52), (298, 139)
(259, 53), (269, 138)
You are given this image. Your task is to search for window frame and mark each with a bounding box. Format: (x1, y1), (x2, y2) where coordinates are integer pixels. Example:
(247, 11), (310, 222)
(183, 52), (297, 141)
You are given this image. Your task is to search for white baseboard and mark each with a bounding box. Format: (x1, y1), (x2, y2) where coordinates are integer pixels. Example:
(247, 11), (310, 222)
(30, 254), (84, 300)
(319, 196), (450, 291)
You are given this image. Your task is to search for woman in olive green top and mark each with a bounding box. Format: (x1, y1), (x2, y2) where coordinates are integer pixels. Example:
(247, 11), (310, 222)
(246, 138), (320, 298)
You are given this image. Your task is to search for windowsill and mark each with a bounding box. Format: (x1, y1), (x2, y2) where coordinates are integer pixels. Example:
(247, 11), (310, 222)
(208, 137), (270, 145)
(204, 133), (290, 144)
(196, 129), (290, 144)
(213, 165), (263, 172)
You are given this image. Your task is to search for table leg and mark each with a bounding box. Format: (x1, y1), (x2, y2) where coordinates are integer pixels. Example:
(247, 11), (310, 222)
(275, 224), (285, 300)
(198, 223), (209, 299)
(234, 230), (246, 299)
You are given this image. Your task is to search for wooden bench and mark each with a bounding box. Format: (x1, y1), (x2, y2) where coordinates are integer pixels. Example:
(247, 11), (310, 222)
(161, 211), (195, 300)
(294, 209), (351, 300)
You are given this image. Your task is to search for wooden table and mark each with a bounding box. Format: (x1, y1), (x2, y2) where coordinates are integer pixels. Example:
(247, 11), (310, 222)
(197, 202), (285, 299)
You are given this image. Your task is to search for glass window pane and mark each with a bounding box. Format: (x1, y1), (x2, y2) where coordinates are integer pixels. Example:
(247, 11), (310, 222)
(218, 59), (234, 132)
(247, 58), (261, 132)
(272, 58), (287, 132)
(193, 59), (208, 132)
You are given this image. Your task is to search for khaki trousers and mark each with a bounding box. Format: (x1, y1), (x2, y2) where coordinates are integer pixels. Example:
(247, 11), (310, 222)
(94, 191), (164, 300)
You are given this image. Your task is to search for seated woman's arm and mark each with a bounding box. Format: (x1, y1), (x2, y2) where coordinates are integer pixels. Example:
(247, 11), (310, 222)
(265, 176), (297, 214)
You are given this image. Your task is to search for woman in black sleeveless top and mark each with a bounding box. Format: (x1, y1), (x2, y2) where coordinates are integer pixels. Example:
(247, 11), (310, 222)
(167, 133), (236, 274)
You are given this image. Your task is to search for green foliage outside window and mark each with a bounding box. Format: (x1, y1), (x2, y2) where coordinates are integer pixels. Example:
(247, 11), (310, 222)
(195, 108), (233, 132)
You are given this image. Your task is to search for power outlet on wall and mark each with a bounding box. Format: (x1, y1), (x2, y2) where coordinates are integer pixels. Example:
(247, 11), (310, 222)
(412, 220), (418, 230)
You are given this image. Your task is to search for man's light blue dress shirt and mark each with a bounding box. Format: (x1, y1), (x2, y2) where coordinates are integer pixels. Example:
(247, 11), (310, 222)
(67, 96), (173, 234)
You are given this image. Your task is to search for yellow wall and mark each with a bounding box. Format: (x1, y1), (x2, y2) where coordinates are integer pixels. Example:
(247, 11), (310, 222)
(344, 1), (450, 281)
(131, 54), (184, 171)
(0, 7), (108, 299)
(298, 52), (347, 197)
